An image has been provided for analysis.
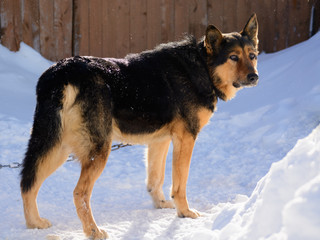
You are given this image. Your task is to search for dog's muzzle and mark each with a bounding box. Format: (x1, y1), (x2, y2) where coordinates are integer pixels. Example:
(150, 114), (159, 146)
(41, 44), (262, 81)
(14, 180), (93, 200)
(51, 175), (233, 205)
(233, 73), (259, 88)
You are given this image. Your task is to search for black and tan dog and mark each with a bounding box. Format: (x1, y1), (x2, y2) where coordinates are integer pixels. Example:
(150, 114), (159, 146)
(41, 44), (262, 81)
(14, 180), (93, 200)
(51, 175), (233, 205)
(20, 14), (259, 239)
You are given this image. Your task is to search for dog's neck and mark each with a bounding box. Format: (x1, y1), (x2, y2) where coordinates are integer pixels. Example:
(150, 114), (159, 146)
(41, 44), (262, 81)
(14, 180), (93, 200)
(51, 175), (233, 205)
(212, 85), (227, 101)
(197, 40), (227, 101)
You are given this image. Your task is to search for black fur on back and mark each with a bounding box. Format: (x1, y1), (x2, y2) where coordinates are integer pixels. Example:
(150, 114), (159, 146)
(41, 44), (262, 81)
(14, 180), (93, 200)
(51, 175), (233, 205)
(102, 36), (216, 135)
(20, 36), (217, 192)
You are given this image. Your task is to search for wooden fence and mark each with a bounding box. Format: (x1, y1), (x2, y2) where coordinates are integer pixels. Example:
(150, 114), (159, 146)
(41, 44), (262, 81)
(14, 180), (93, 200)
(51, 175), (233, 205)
(0, 0), (319, 61)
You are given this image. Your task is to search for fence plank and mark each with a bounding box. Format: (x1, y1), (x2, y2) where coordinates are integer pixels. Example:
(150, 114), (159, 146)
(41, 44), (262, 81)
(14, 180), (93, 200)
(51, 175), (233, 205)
(21, 0), (40, 52)
(102, 0), (116, 57)
(311, 0), (320, 35)
(101, 0), (110, 57)
(287, 0), (310, 47)
(89, 0), (103, 57)
(130, 0), (147, 53)
(73, 0), (89, 56)
(160, 0), (175, 43)
(174, 0), (189, 40)
(13, 0), (22, 50)
(116, 0), (130, 57)
(275, 0), (289, 51)
(147, 0), (162, 50)
(0, 0), (21, 51)
(102, 0), (130, 58)
(260, 0), (277, 52)
(223, 0), (238, 32)
(207, 0), (224, 31)
(236, 0), (252, 32)
(188, 0), (207, 40)
(39, 0), (54, 60)
(54, 0), (73, 60)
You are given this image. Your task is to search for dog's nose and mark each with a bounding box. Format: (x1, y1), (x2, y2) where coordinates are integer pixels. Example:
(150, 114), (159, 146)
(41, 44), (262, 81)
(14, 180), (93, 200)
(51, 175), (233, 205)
(247, 73), (259, 82)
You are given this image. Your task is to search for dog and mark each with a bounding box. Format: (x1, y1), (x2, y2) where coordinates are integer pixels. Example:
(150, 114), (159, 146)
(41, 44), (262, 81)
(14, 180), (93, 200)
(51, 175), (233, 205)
(20, 14), (259, 239)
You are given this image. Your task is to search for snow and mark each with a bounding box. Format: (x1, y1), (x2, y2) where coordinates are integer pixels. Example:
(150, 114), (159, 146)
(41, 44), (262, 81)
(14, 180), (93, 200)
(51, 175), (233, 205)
(217, 124), (320, 240)
(0, 33), (320, 239)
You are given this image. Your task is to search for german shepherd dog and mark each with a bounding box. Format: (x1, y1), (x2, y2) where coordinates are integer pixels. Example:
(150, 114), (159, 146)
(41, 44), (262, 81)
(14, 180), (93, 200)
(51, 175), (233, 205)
(20, 14), (258, 239)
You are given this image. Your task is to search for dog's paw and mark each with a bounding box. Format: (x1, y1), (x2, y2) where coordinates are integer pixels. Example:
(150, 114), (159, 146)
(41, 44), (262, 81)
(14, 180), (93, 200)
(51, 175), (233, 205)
(177, 209), (200, 219)
(26, 217), (52, 229)
(91, 228), (109, 240)
(155, 200), (175, 209)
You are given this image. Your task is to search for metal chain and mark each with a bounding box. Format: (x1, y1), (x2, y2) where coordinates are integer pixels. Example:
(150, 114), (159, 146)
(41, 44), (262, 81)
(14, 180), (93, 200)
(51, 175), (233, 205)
(0, 143), (131, 169)
(0, 162), (22, 169)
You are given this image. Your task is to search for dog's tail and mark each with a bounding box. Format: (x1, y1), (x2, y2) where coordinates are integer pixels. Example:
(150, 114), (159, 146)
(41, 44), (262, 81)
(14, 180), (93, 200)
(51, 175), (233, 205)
(20, 68), (65, 193)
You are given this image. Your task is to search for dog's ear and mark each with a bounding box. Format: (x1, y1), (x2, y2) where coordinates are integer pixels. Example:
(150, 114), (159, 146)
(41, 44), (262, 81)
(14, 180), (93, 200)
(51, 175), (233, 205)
(204, 25), (223, 55)
(241, 13), (258, 47)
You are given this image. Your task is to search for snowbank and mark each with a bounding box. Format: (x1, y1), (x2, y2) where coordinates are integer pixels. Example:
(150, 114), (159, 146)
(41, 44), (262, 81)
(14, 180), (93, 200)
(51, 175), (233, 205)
(0, 43), (52, 121)
(216, 124), (320, 240)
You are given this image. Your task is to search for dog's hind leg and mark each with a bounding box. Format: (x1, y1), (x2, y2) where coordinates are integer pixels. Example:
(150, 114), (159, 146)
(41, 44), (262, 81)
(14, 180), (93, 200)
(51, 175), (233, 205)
(73, 142), (111, 240)
(147, 139), (174, 209)
(20, 106), (70, 229)
(21, 143), (70, 228)
(20, 93), (71, 229)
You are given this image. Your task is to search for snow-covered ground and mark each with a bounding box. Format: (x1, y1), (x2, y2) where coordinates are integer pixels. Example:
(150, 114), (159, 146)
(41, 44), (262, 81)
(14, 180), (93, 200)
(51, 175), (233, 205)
(0, 32), (320, 240)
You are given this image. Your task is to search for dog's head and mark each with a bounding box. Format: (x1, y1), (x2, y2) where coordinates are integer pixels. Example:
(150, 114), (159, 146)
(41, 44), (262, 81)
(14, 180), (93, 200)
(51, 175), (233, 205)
(204, 14), (259, 101)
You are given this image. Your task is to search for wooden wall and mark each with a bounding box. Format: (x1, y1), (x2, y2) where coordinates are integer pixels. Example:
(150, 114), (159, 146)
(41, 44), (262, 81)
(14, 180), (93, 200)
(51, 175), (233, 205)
(0, 0), (319, 61)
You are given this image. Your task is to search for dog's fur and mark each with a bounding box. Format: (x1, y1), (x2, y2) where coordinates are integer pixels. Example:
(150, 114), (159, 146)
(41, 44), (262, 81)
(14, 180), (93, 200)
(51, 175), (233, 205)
(20, 14), (259, 239)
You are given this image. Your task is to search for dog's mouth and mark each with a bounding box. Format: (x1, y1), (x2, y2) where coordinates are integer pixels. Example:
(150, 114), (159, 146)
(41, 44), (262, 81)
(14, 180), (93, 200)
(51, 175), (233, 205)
(233, 79), (258, 88)
(233, 82), (242, 88)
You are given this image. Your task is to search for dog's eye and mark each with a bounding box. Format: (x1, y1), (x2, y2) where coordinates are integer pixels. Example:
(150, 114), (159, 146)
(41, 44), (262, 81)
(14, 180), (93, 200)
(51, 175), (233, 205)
(249, 53), (257, 60)
(229, 55), (239, 62)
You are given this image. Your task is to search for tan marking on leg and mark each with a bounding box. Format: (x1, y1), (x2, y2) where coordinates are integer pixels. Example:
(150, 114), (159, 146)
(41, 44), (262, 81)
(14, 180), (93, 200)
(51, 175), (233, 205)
(197, 108), (213, 130)
(22, 189), (52, 229)
(63, 84), (78, 110)
(170, 121), (200, 218)
(22, 143), (70, 229)
(73, 144), (110, 239)
(61, 101), (92, 162)
(147, 139), (174, 209)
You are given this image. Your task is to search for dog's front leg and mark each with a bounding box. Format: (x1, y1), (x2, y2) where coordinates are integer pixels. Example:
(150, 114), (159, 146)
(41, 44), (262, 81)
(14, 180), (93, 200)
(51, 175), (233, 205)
(171, 131), (200, 218)
(147, 139), (175, 209)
